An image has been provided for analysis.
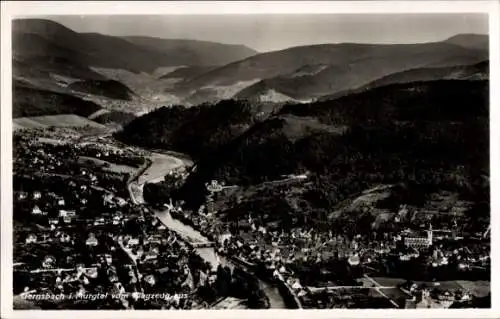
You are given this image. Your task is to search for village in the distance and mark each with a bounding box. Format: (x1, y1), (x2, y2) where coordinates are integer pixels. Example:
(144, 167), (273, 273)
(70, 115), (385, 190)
(10, 14), (491, 310)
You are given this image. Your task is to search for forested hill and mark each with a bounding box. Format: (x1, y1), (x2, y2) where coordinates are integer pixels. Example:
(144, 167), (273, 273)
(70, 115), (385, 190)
(13, 80), (102, 118)
(279, 79), (488, 124)
(178, 80), (489, 208)
(119, 79), (488, 213)
(116, 100), (260, 159)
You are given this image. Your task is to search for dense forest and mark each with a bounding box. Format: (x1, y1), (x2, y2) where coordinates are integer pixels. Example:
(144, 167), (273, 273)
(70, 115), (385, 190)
(116, 99), (259, 159)
(121, 79), (489, 230)
(93, 111), (137, 126)
(13, 81), (102, 118)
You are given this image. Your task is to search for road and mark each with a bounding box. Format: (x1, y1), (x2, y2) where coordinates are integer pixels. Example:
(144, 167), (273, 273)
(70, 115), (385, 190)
(117, 238), (144, 293)
(363, 274), (400, 308)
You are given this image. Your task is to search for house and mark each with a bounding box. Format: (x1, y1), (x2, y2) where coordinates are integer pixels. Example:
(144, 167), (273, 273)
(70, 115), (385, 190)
(93, 218), (106, 226)
(57, 198), (65, 206)
(63, 215), (72, 224)
(112, 215), (122, 225)
(127, 238), (140, 246)
(116, 197), (127, 207)
(144, 274), (156, 286)
(104, 254), (113, 265)
(86, 234), (99, 247)
(291, 280), (303, 290)
(31, 205), (45, 215)
(144, 252), (158, 261)
(48, 218), (59, 225)
(59, 232), (71, 243)
(25, 234), (37, 244)
(33, 191), (42, 200)
(42, 255), (56, 268)
(59, 210), (75, 218)
(17, 192), (27, 200)
(348, 254), (361, 266)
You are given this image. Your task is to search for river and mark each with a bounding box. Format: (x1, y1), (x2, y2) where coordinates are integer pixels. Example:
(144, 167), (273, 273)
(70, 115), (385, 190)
(128, 150), (287, 308)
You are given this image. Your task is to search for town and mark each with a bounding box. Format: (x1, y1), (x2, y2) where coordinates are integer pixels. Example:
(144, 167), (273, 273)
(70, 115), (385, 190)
(13, 126), (491, 310)
(13, 129), (262, 309)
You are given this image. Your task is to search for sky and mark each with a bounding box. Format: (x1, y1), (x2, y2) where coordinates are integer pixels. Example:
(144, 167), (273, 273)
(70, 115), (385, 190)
(44, 14), (488, 52)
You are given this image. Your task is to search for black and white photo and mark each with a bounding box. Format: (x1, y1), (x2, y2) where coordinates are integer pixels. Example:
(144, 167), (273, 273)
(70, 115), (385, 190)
(1, 1), (498, 317)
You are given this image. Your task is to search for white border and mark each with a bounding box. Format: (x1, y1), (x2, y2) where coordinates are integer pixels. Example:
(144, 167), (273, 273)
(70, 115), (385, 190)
(1, 1), (499, 319)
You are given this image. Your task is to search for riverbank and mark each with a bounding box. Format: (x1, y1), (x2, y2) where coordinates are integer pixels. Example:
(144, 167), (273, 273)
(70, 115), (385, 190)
(125, 147), (289, 309)
(169, 211), (301, 309)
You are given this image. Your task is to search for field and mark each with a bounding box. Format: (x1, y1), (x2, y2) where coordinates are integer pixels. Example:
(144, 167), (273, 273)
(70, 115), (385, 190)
(13, 114), (107, 131)
(78, 156), (136, 174)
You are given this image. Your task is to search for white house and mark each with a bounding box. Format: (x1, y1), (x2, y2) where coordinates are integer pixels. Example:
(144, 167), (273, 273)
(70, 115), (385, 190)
(86, 234), (99, 247)
(25, 234), (37, 244)
(32, 205), (44, 215)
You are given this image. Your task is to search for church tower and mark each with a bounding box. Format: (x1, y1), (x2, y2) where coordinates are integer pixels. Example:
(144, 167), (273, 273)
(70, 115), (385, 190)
(427, 223), (433, 246)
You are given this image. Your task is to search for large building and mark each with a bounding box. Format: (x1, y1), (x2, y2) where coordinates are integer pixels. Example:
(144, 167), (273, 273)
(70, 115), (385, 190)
(403, 225), (433, 249)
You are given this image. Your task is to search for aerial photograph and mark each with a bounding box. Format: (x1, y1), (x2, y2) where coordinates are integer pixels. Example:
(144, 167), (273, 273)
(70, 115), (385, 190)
(10, 13), (490, 310)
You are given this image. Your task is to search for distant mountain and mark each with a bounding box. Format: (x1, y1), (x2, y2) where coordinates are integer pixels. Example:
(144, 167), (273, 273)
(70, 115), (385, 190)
(122, 36), (258, 67)
(12, 18), (261, 115)
(174, 37), (487, 102)
(319, 60), (488, 101)
(13, 19), (257, 74)
(444, 34), (488, 51)
(13, 19), (171, 74)
(13, 80), (102, 118)
(67, 79), (136, 101)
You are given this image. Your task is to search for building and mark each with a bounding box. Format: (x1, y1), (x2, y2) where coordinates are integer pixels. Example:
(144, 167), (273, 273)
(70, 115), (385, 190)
(31, 205), (47, 215)
(86, 233), (99, 247)
(403, 224), (433, 249)
(25, 234), (37, 244)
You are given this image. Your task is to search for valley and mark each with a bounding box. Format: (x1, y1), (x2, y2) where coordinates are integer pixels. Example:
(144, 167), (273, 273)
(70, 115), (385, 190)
(10, 17), (491, 310)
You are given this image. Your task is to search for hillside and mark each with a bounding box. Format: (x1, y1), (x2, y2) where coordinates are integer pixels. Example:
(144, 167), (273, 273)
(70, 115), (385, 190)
(175, 38), (487, 101)
(159, 66), (217, 81)
(444, 34), (488, 51)
(319, 61), (488, 101)
(67, 79), (136, 100)
(116, 100), (258, 160)
(13, 80), (102, 118)
(122, 36), (258, 67)
(175, 80), (488, 211)
(92, 110), (137, 126)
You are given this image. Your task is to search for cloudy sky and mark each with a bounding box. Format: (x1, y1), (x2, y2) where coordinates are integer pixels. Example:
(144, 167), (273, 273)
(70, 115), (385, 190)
(45, 14), (488, 52)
